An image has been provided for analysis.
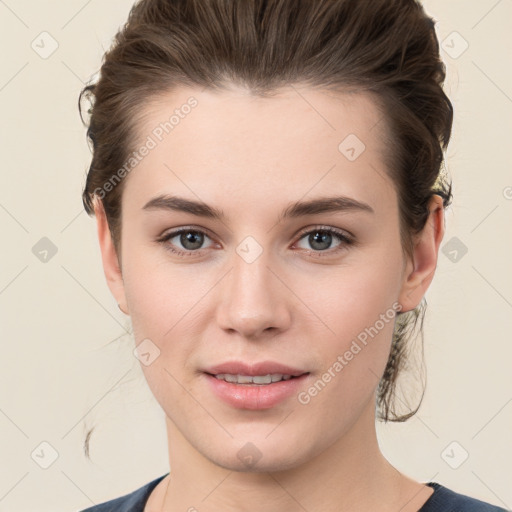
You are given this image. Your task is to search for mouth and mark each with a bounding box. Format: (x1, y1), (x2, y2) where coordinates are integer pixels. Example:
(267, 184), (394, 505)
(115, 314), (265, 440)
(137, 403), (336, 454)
(205, 372), (309, 385)
(201, 360), (311, 409)
(203, 360), (308, 379)
(202, 363), (311, 410)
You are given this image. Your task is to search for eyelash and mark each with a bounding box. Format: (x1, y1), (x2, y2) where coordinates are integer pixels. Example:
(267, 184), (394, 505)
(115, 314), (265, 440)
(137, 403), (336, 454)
(156, 225), (354, 259)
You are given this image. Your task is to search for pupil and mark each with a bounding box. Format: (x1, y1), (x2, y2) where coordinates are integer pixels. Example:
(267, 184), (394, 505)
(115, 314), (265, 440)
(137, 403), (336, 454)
(181, 231), (203, 250)
(310, 231), (331, 251)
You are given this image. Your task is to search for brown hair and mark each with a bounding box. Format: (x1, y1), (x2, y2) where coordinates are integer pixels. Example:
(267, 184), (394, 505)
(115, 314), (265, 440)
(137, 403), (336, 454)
(79, 0), (453, 456)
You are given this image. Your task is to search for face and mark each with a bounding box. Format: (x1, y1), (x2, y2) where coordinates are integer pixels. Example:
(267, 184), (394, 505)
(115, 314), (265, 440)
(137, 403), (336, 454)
(97, 84), (442, 473)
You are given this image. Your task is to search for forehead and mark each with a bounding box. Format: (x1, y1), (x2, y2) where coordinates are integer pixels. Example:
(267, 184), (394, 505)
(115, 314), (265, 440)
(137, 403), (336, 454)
(122, 85), (396, 217)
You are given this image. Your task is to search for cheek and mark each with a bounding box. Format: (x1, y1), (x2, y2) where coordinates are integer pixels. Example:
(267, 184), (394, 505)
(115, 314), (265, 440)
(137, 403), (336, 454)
(291, 257), (401, 401)
(121, 257), (202, 411)
(290, 255), (401, 339)
(120, 250), (216, 396)
(297, 294), (397, 425)
(122, 247), (204, 336)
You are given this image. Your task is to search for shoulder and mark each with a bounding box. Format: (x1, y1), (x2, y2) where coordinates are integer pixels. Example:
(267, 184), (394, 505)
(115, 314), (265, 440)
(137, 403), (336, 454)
(420, 482), (509, 512)
(77, 473), (169, 512)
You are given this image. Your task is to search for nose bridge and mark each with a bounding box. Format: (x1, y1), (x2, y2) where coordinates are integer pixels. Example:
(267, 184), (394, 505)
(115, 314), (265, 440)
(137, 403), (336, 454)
(215, 240), (291, 337)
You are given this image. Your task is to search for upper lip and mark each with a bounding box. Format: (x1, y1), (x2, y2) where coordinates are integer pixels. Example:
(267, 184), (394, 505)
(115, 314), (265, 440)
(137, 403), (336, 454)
(204, 360), (309, 377)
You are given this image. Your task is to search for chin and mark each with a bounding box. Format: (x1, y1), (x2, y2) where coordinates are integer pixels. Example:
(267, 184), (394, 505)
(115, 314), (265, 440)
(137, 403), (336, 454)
(197, 433), (317, 475)
(211, 450), (306, 474)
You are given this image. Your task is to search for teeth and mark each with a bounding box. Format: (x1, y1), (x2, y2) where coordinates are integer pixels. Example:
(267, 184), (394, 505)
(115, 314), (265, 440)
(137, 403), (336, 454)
(214, 373), (294, 384)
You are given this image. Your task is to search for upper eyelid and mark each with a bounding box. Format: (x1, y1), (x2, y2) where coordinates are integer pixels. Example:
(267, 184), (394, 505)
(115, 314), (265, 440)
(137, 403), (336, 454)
(159, 225), (214, 238)
(295, 225), (353, 239)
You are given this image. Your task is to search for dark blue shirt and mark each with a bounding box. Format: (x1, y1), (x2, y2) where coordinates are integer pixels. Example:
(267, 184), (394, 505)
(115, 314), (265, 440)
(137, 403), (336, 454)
(78, 473), (509, 511)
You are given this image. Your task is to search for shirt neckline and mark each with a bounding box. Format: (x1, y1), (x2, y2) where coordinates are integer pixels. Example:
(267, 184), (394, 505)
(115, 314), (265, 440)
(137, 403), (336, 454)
(141, 477), (446, 511)
(418, 482), (446, 511)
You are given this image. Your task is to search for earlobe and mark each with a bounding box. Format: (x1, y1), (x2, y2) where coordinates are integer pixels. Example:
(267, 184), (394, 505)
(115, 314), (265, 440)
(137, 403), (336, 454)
(398, 195), (445, 313)
(94, 199), (129, 315)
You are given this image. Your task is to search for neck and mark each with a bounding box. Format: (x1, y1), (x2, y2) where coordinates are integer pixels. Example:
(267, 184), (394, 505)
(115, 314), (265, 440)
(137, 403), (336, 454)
(150, 397), (428, 512)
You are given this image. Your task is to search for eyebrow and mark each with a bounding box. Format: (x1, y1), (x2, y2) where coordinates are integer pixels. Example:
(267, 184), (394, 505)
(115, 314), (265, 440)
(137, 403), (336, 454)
(142, 194), (374, 221)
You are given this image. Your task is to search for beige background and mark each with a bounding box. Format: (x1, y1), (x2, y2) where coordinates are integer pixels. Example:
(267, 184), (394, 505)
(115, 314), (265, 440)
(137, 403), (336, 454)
(0, 0), (511, 510)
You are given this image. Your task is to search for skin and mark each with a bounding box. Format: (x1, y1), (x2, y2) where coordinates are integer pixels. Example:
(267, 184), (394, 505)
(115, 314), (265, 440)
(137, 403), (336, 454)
(95, 84), (445, 511)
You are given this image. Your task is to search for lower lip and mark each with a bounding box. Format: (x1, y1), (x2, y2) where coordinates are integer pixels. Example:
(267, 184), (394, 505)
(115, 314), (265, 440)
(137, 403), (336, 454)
(204, 373), (310, 410)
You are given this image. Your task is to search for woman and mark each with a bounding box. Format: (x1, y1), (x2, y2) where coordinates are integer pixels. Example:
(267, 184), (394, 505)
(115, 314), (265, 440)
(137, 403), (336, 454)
(77, 0), (507, 510)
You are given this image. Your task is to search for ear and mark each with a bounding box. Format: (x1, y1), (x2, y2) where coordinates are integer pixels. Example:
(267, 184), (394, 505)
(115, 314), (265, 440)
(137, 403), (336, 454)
(398, 194), (446, 313)
(94, 199), (129, 315)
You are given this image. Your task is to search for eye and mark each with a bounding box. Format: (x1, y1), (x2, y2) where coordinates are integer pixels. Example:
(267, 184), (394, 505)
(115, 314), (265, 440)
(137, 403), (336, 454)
(294, 226), (353, 256)
(156, 225), (354, 258)
(157, 227), (214, 256)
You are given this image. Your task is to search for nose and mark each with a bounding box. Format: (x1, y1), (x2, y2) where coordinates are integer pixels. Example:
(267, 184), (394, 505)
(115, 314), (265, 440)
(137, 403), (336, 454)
(215, 248), (292, 339)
